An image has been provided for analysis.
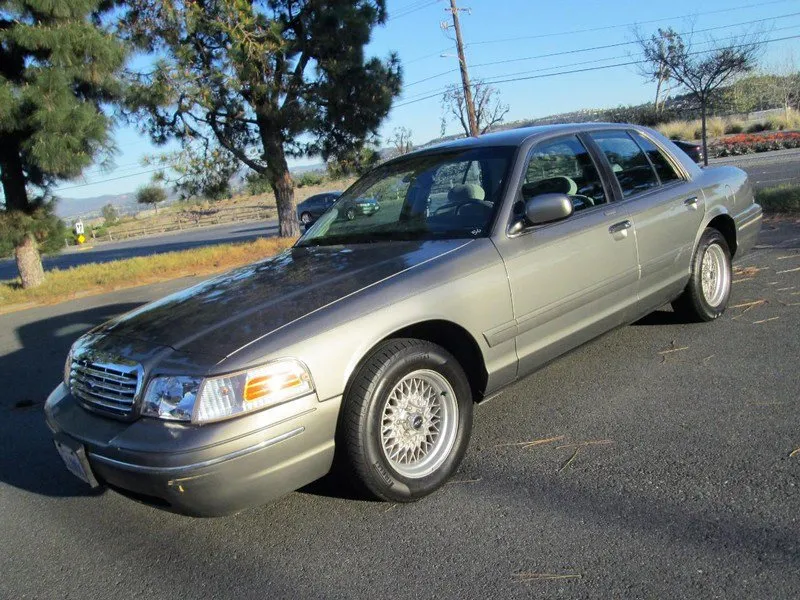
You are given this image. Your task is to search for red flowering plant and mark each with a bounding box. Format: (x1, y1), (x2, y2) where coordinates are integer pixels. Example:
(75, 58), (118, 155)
(710, 131), (800, 158)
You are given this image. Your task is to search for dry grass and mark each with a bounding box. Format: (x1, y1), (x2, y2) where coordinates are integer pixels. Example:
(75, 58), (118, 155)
(656, 113), (795, 141)
(766, 109), (800, 131)
(0, 237), (296, 311)
(706, 116), (726, 137)
(658, 120), (698, 141)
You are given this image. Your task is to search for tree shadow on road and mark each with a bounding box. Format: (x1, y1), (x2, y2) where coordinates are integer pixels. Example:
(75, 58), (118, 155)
(0, 302), (142, 498)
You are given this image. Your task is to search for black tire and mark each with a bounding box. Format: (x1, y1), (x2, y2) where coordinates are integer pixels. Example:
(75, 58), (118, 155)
(672, 228), (732, 322)
(345, 207), (356, 221)
(300, 212), (312, 224)
(339, 338), (473, 502)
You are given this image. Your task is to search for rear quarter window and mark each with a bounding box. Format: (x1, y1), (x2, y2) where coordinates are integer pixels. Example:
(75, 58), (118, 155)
(590, 131), (660, 198)
(631, 132), (681, 185)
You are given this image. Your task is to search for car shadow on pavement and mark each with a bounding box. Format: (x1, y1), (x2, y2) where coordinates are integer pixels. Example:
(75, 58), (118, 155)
(0, 302), (142, 498)
(633, 309), (685, 326)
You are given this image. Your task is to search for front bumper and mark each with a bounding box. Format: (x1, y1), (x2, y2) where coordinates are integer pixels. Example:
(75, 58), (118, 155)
(45, 384), (340, 516)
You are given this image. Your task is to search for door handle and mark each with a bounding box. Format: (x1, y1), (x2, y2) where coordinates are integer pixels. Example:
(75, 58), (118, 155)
(608, 220), (632, 235)
(683, 196), (699, 207)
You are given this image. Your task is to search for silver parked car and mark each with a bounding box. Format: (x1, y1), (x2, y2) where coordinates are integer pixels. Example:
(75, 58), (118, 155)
(46, 124), (762, 516)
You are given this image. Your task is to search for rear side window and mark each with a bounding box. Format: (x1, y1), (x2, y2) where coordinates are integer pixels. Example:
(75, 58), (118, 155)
(590, 131), (659, 198)
(631, 132), (680, 184)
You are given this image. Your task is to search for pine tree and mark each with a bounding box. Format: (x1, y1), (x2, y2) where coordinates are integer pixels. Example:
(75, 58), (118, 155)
(123, 0), (402, 238)
(0, 0), (126, 287)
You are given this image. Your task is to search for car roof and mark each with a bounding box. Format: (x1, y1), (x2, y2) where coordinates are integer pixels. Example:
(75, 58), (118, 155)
(401, 122), (640, 159)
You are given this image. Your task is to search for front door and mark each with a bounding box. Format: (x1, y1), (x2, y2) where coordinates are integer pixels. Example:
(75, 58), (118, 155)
(494, 135), (640, 376)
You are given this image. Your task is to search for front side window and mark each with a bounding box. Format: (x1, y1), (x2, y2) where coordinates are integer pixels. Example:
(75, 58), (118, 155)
(590, 131), (659, 198)
(298, 147), (514, 247)
(523, 136), (607, 211)
(630, 132), (681, 185)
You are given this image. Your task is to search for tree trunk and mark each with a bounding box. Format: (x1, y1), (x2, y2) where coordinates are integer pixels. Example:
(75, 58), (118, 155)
(700, 101), (709, 167)
(262, 134), (300, 238)
(654, 75), (663, 112)
(15, 233), (46, 289)
(1, 139), (46, 288)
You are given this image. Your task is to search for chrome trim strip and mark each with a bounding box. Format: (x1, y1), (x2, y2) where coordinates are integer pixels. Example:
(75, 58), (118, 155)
(88, 427), (305, 475)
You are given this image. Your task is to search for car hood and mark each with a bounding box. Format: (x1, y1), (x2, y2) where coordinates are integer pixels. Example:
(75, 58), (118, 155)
(95, 239), (470, 361)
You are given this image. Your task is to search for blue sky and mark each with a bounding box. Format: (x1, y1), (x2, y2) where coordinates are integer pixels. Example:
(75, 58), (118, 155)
(54, 0), (800, 199)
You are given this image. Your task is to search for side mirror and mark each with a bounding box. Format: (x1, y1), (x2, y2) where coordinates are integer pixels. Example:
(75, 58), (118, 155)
(525, 193), (573, 225)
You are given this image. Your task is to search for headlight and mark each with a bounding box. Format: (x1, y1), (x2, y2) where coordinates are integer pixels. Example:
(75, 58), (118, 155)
(63, 348), (74, 386)
(142, 376), (201, 421)
(194, 359), (313, 424)
(141, 359), (313, 424)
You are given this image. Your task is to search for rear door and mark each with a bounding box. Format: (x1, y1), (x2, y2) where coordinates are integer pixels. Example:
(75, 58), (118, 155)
(494, 134), (640, 376)
(588, 130), (705, 311)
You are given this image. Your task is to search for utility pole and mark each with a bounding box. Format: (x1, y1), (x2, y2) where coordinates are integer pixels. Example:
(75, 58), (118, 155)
(445, 0), (478, 137)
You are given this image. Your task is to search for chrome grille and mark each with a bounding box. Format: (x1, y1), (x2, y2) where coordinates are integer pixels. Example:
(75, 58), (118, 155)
(70, 357), (141, 417)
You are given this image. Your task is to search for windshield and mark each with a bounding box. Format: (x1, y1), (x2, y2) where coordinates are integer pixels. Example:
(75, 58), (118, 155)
(297, 146), (514, 247)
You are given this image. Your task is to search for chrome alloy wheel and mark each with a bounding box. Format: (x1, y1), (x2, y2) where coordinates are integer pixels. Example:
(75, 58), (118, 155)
(700, 243), (730, 307)
(380, 369), (459, 479)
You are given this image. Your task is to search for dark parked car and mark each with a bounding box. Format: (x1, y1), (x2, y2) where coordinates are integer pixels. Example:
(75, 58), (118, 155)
(335, 195), (380, 221)
(296, 191), (341, 226)
(673, 140), (703, 164)
(47, 123), (761, 516)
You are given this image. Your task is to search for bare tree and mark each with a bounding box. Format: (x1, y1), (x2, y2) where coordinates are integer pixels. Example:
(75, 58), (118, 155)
(637, 28), (762, 165)
(441, 80), (510, 137)
(770, 51), (800, 116)
(634, 28), (681, 112)
(389, 127), (414, 156)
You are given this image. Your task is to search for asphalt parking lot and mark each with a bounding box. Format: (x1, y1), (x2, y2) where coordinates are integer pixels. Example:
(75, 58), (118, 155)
(1, 219), (798, 599)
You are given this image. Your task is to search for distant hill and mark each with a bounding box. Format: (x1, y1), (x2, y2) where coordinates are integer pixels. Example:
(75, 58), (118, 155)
(54, 193), (142, 220)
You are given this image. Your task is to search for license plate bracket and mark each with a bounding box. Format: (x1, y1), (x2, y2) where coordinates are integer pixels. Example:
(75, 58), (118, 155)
(54, 436), (99, 488)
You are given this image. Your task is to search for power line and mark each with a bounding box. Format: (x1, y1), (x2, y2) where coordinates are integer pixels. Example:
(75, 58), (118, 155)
(467, 0), (797, 47)
(403, 0), (797, 64)
(392, 33), (800, 109)
(477, 22), (800, 86)
(402, 10), (800, 88)
(55, 166), (169, 192)
(389, 0), (440, 21)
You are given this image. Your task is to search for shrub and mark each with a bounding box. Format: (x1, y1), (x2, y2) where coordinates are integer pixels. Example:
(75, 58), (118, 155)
(101, 203), (118, 225)
(245, 172), (271, 196)
(296, 171), (325, 188)
(755, 184), (800, 213)
(724, 119), (745, 134)
(765, 109), (800, 132)
(746, 121), (769, 134)
(710, 131), (800, 157)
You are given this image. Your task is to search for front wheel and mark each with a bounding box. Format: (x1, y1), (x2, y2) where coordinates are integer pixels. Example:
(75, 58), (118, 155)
(672, 228), (732, 322)
(339, 339), (473, 502)
(345, 207), (356, 221)
(300, 212), (312, 225)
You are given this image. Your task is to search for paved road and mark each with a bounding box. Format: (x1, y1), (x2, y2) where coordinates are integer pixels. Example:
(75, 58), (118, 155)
(1, 220), (798, 599)
(0, 218), (279, 281)
(710, 148), (800, 190)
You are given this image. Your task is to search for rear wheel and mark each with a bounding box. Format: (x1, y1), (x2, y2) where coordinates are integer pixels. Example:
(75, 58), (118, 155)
(339, 339), (473, 502)
(672, 228), (732, 322)
(345, 207), (356, 221)
(300, 212), (312, 225)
